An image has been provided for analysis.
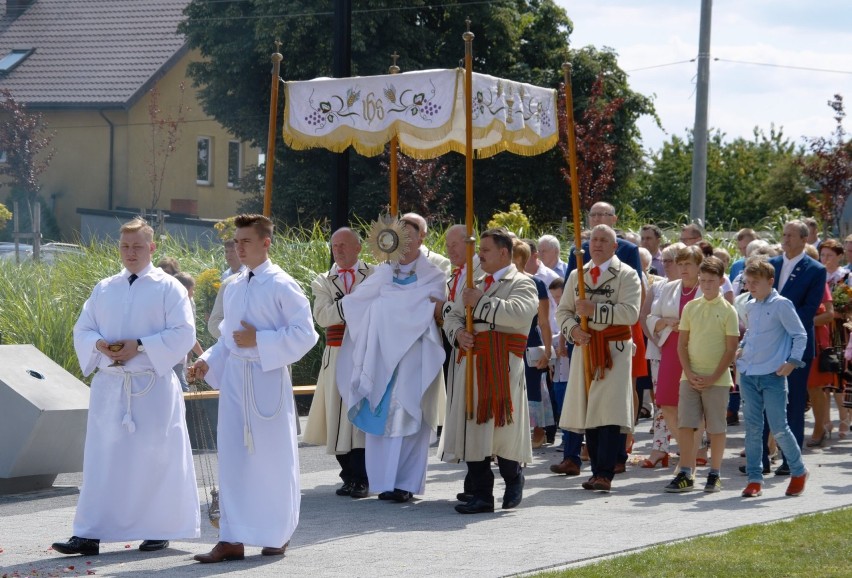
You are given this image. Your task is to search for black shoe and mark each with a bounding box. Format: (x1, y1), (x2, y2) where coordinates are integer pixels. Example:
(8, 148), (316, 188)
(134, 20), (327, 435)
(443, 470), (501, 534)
(139, 540), (169, 552)
(454, 497), (495, 514)
(456, 492), (474, 502)
(502, 472), (525, 509)
(52, 536), (100, 556)
(739, 464), (770, 475)
(775, 463), (791, 476)
(336, 480), (354, 496)
(350, 481), (369, 499)
(379, 489), (412, 502)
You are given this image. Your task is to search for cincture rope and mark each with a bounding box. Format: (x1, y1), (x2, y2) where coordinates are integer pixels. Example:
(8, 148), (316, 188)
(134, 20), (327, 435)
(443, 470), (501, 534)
(119, 370), (155, 434)
(235, 353), (286, 454)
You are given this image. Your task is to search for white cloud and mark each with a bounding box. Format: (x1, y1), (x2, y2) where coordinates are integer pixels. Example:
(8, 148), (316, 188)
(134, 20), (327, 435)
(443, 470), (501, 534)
(556, 0), (852, 150)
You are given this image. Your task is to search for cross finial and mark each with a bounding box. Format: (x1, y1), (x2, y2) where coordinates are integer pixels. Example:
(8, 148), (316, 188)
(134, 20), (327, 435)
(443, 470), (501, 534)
(274, 39), (282, 53)
(391, 52), (399, 67)
(465, 17), (471, 32)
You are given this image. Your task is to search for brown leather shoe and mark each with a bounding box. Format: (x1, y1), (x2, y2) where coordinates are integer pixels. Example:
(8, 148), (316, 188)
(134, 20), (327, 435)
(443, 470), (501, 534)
(550, 459), (580, 476)
(581, 476), (598, 490)
(261, 541), (290, 556)
(593, 477), (612, 492)
(613, 462), (626, 475)
(193, 541), (244, 563)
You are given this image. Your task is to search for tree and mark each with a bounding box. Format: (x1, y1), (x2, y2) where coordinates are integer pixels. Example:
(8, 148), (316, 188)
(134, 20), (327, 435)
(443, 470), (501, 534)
(146, 84), (189, 210)
(0, 88), (58, 240)
(178, 1), (655, 228)
(558, 73), (623, 213)
(632, 126), (804, 227)
(799, 94), (851, 237)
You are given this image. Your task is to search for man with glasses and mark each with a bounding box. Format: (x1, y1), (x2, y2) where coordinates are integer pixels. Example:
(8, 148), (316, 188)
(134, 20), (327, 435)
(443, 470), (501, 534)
(679, 223), (703, 246)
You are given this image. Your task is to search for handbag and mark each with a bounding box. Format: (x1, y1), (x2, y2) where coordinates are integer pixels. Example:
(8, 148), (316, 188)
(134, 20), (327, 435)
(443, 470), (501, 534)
(525, 345), (546, 366)
(818, 346), (844, 374)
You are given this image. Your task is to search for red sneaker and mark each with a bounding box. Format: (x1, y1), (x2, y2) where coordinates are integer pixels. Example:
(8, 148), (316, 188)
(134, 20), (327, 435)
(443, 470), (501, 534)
(785, 470), (809, 497)
(741, 482), (762, 498)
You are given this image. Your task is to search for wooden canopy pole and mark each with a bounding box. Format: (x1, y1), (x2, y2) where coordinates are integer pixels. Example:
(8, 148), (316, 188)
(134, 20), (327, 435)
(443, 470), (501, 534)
(562, 61), (593, 394)
(389, 52), (400, 216)
(463, 20), (475, 420)
(263, 41), (284, 218)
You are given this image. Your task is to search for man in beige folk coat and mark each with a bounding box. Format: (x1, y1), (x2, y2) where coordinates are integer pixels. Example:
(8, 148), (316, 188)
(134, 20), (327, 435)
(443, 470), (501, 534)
(441, 228), (538, 514)
(558, 224), (641, 493)
(303, 227), (374, 499)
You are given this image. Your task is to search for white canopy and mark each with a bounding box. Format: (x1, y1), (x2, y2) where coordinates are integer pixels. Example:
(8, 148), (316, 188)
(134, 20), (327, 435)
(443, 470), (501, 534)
(282, 69), (558, 159)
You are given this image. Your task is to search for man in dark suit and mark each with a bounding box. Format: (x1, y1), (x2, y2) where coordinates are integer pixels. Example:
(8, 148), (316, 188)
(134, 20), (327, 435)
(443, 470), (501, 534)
(766, 220), (826, 474)
(551, 202), (642, 476)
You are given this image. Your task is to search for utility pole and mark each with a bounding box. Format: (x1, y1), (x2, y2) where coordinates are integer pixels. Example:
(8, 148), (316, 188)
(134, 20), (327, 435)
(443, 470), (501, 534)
(690, 0), (712, 226)
(331, 0), (352, 237)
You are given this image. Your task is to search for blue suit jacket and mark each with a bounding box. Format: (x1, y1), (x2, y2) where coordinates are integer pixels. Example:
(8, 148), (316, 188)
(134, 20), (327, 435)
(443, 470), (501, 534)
(565, 238), (643, 280)
(770, 254), (826, 361)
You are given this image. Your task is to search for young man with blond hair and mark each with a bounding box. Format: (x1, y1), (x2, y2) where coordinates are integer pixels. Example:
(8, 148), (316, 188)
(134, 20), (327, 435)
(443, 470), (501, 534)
(736, 258), (810, 497)
(54, 217), (199, 557)
(665, 256), (739, 493)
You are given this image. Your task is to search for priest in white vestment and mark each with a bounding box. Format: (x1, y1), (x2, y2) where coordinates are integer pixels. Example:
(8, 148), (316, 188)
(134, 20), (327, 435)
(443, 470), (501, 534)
(338, 217), (446, 502)
(53, 218), (199, 557)
(304, 227), (374, 499)
(191, 214), (319, 563)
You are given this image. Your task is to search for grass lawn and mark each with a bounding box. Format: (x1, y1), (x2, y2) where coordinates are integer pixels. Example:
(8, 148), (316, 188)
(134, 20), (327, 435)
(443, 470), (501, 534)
(535, 507), (852, 578)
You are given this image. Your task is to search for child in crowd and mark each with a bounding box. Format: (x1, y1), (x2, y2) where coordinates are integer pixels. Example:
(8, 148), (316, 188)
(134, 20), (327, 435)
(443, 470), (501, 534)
(735, 258), (809, 497)
(548, 278), (569, 443)
(173, 272), (205, 391)
(665, 257), (739, 493)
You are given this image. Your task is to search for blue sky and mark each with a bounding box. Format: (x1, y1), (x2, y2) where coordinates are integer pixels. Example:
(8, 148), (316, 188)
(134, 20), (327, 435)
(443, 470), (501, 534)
(556, 0), (852, 151)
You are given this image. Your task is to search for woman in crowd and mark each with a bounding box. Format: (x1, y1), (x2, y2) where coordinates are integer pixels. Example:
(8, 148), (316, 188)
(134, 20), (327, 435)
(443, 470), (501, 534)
(646, 245), (705, 468)
(801, 243), (835, 446)
(817, 239), (850, 440)
(512, 239), (554, 448)
(639, 243), (684, 468)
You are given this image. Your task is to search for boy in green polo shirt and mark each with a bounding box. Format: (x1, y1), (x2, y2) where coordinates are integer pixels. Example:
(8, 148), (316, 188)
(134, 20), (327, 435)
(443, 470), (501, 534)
(665, 256), (739, 493)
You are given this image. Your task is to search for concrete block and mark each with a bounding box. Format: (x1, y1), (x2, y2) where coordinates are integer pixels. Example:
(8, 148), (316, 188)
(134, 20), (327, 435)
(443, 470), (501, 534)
(0, 344), (90, 493)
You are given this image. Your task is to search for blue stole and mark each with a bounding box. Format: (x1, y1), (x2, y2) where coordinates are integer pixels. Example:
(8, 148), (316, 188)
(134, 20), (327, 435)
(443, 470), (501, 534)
(350, 273), (417, 434)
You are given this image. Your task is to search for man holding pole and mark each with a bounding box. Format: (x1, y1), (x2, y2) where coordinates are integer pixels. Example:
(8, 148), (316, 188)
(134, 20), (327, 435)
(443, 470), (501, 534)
(441, 228), (538, 513)
(558, 224), (641, 493)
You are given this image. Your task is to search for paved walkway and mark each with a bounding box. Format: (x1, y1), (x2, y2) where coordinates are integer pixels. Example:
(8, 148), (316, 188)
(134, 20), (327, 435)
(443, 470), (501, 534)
(1, 410), (850, 577)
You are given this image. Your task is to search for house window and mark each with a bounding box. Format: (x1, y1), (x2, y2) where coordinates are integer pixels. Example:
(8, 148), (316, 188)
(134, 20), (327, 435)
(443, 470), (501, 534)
(0, 150), (6, 163)
(0, 49), (33, 74)
(227, 141), (242, 187)
(197, 136), (212, 185)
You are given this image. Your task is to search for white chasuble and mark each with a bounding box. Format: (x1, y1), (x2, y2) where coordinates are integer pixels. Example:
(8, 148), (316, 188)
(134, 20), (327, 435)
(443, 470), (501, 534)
(72, 264), (199, 541)
(200, 260), (318, 547)
(337, 256), (446, 493)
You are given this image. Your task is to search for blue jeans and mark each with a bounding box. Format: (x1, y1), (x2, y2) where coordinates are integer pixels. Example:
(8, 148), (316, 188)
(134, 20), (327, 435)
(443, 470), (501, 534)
(739, 372), (807, 483)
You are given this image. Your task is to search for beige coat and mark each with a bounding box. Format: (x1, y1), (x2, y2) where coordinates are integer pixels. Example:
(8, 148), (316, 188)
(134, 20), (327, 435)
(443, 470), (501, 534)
(439, 265), (538, 464)
(303, 261), (373, 453)
(558, 255), (640, 433)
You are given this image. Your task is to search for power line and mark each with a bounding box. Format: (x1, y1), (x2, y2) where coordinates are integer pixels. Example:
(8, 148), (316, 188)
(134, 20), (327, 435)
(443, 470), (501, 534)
(714, 57), (852, 75)
(626, 59), (694, 73)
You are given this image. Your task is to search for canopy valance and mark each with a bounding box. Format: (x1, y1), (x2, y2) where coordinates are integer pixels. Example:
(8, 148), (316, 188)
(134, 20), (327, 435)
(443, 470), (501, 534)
(282, 69), (557, 159)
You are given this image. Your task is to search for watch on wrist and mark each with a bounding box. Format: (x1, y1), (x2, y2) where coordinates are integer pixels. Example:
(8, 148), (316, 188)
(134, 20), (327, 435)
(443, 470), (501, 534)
(136, 339), (145, 353)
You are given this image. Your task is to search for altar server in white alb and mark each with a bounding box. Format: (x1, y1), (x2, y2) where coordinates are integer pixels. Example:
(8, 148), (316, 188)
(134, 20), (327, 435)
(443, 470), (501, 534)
(191, 214), (318, 563)
(52, 217), (199, 557)
(339, 216), (446, 503)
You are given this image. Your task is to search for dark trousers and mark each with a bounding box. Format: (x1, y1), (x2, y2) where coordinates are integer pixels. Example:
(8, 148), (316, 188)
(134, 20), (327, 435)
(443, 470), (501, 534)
(586, 425), (622, 480)
(563, 430), (628, 466)
(336, 448), (367, 484)
(466, 456), (522, 501)
(762, 360), (809, 466)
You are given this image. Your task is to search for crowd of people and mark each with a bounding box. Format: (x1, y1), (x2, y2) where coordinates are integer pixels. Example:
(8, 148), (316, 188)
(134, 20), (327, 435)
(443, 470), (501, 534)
(50, 207), (850, 562)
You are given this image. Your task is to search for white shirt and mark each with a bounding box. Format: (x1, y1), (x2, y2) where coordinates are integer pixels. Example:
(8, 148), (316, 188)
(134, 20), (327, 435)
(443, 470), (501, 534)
(779, 252), (806, 291)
